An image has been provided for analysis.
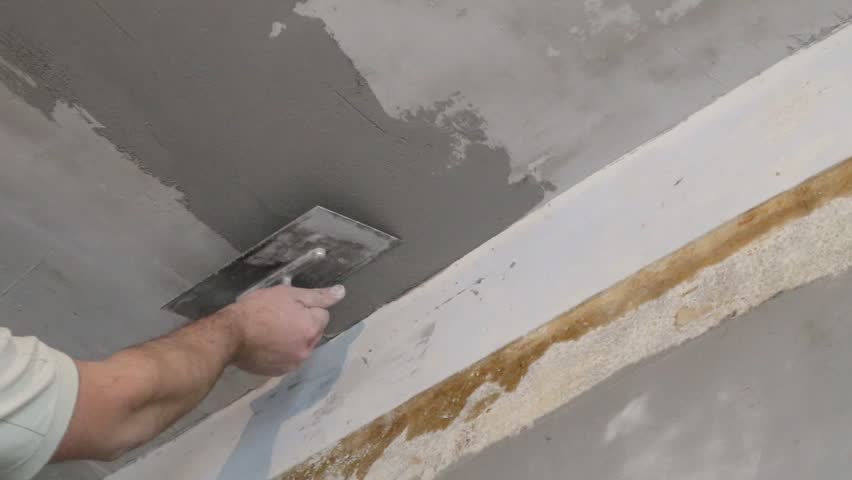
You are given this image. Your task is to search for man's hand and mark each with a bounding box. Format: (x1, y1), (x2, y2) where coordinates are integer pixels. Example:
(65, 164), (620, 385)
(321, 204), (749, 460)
(224, 285), (346, 375)
(53, 285), (345, 462)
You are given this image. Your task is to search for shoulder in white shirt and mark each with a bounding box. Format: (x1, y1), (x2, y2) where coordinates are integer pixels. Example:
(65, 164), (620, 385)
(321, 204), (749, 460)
(0, 328), (79, 480)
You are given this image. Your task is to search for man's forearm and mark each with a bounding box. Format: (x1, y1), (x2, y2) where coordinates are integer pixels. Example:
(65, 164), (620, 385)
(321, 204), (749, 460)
(108, 310), (243, 445)
(54, 310), (244, 461)
(52, 285), (342, 463)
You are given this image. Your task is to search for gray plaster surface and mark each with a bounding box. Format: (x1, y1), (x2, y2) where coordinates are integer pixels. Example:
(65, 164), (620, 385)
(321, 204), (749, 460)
(438, 268), (852, 480)
(0, 0), (544, 337)
(3, 1), (851, 336)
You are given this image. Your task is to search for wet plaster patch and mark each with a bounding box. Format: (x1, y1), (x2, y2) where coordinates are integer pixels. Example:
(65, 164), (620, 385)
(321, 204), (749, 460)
(0, 1), (544, 336)
(279, 158), (852, 479)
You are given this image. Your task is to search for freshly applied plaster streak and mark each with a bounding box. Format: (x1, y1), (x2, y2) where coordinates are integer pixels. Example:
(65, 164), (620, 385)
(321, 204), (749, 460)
(269, 22), (287, 39)
(655, 0), (704, 25)
(279, 158), (852, 479)
(0, 54), (36, 87)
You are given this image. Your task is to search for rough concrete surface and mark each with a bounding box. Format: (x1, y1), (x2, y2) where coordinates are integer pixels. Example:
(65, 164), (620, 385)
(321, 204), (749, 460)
(437, 264), (852, 480)
(0, 82), (263, 479)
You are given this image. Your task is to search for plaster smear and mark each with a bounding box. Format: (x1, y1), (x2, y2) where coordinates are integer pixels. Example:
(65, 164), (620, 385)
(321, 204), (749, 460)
(0, 55), (37, 88)
(354, 183), (852, 480)
(656, 0), (704, 25)
(583, 0), (645, 40)
(293, 0), (651, 179)
(269, 21), (287, 39)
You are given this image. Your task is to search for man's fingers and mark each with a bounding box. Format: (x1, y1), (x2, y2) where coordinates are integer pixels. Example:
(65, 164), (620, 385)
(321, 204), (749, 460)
(307, 308), (329, 348)
(307, 326), (325, 349)
(309, 308), (330, 331)
(292, 285), (346, 308)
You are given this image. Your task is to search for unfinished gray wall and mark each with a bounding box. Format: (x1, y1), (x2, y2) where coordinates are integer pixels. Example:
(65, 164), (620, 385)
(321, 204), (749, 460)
(2, 1), (852, 479)
(438, 267), (852, 480)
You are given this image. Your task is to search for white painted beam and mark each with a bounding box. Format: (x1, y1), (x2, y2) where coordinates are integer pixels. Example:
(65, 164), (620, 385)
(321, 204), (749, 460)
(110, 25), (852, 480)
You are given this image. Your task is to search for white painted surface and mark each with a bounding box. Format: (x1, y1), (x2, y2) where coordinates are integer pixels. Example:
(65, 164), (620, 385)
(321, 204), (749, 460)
(110, 25), (852, 480)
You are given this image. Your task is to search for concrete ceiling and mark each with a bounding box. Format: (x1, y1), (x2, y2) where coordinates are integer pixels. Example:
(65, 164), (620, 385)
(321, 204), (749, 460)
(1, 0), (850, 478)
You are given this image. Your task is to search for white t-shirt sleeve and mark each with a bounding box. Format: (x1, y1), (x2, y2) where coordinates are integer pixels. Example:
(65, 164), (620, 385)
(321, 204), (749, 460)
(0, 327), (79, 480)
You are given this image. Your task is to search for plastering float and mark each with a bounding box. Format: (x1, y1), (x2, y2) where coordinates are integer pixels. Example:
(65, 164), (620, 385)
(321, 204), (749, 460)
(163, 206), (399, 330)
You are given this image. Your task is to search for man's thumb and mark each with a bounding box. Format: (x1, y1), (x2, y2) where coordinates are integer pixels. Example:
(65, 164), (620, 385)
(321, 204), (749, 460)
(298, 285), (346, 308)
